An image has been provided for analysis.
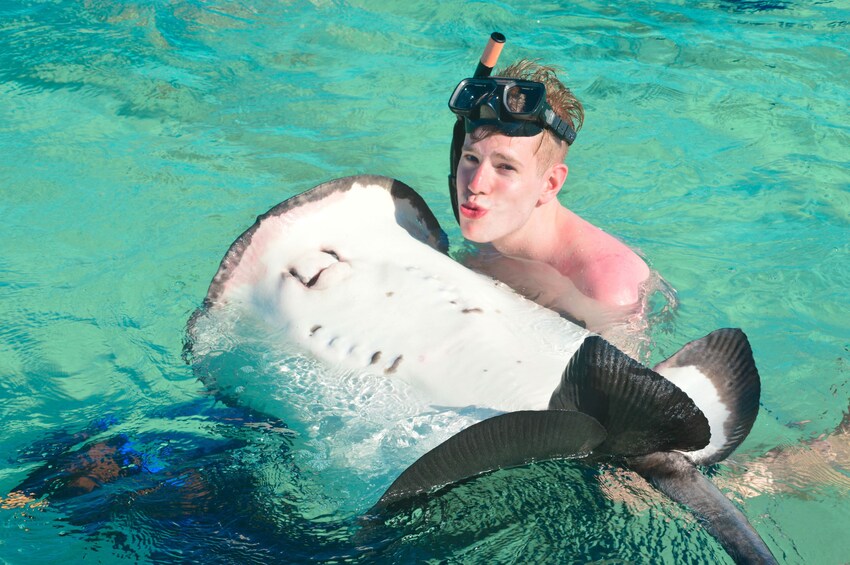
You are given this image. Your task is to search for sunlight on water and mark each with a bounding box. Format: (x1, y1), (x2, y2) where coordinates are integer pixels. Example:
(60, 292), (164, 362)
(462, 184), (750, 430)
(1, 0), (848, 563)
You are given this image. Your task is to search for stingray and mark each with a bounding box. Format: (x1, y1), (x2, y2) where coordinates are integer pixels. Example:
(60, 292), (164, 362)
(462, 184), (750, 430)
(186, 175), (777, 565)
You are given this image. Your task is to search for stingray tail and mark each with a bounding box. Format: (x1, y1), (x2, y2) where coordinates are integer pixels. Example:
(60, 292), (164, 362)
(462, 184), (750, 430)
(629, 451), (778, 565)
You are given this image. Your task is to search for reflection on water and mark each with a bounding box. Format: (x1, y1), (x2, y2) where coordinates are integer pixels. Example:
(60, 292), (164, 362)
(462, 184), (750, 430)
(720, 404), (850, 501)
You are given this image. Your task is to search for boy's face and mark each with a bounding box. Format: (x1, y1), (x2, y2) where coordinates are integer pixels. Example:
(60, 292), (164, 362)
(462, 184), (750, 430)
(455, 131), (554, 246)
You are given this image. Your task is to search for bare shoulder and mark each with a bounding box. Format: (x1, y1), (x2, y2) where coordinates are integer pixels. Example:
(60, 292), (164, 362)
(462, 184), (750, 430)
(558, 221), (650, 307)
(583, 245), (650, 306)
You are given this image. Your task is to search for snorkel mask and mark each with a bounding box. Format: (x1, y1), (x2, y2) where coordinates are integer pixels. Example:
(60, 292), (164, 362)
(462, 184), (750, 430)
(449, 77), (577, 145)
(447, 33), (577, 222)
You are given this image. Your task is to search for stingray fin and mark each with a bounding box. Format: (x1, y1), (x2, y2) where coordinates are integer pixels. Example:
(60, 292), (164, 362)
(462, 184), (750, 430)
(200, 175), (448, 307)
(374, 410), (606, 510)
(549, 336), (710, 456)
(653, 328), (761, 465)
(629, 451), (778, 565)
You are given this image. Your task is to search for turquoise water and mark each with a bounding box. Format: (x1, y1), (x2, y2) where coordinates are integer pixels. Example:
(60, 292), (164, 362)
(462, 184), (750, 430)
(1, 0), (848, 563)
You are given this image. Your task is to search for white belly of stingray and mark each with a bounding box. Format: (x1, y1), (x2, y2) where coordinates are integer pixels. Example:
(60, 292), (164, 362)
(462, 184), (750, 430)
(221, 210), (588, 413)
(184, 177), (599, 507)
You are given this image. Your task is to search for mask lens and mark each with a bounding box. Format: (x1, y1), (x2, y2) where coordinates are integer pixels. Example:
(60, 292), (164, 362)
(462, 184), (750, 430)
(450, 80), (495, 112)
(503, 83), (544, 116)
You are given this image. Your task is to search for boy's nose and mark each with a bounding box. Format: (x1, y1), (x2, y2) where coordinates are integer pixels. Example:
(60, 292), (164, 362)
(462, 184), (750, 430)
(468, 164), (492, 195)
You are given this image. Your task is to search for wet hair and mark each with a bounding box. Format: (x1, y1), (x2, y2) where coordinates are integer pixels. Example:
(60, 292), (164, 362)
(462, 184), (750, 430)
(471, 59), (585, 172)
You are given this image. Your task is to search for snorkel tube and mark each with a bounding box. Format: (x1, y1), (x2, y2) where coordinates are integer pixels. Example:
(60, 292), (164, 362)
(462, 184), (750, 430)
(449, 32), (505, 223)
(473, 32), (506, 79)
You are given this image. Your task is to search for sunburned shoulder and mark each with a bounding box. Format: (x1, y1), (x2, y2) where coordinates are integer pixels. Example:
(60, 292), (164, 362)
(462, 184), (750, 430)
(580, 250), (650, 306)
(557, 223), (650, 307)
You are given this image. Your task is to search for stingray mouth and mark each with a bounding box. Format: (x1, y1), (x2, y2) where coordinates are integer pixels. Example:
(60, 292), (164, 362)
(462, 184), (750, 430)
(286, 249), (349, 290)
(289, 266), (323, 288)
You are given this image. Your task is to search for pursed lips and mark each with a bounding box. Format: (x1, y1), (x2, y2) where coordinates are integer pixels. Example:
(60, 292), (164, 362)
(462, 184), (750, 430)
(460, 199), (488, 219)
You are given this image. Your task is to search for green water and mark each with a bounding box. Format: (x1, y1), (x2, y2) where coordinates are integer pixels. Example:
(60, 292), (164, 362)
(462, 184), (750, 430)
(1, 0), (848, 563)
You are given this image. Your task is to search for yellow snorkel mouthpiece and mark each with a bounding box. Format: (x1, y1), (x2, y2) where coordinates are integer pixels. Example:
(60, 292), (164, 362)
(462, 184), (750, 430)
(474, 32), (506, 78)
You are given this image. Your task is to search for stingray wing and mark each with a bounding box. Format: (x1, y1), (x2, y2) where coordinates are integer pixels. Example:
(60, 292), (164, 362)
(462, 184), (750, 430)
(184, 174), (450, 366)
(549, 335), (711, 456)
(653, 328), (761, 465)
(374, 410), (606, 510)
(203, 174), (447, 308)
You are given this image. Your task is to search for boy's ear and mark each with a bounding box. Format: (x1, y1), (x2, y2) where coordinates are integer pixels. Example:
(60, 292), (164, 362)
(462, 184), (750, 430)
(538, 163), (568, 205)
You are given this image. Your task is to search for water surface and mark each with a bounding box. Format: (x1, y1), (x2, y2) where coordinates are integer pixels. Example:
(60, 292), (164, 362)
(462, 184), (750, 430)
(1, 0), (848, 563)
